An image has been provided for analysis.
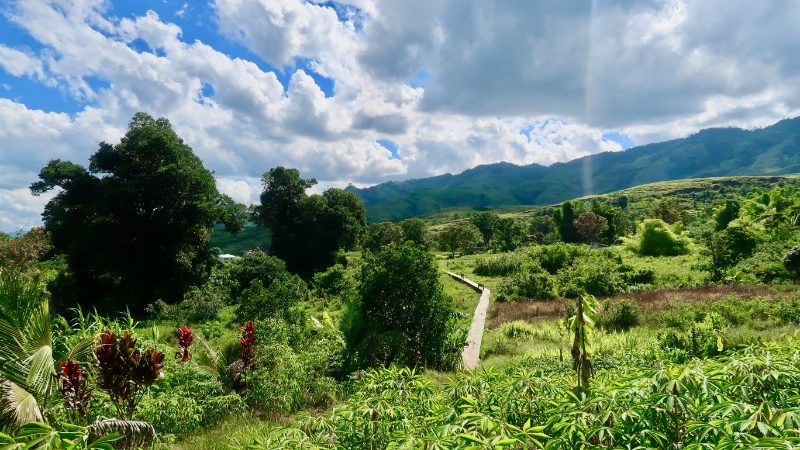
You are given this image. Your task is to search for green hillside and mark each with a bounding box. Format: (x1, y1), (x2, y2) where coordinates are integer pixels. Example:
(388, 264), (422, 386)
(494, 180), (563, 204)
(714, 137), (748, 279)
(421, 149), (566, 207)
(351, 117), (800, 221)
(211, 223), (271, 255)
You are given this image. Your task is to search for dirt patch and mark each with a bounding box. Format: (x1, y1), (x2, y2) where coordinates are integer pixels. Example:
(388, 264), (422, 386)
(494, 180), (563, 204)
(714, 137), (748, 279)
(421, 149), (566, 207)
(488, 284), (789, 328)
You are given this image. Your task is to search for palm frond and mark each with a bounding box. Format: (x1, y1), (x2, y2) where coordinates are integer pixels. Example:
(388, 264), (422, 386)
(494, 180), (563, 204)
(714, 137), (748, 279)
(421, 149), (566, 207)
(2, 381), (42, 424)
(87, 419), (155, 449)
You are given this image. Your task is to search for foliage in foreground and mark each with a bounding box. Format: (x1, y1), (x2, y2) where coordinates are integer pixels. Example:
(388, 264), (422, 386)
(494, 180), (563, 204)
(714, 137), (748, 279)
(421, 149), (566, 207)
(243, 342), (800, 449)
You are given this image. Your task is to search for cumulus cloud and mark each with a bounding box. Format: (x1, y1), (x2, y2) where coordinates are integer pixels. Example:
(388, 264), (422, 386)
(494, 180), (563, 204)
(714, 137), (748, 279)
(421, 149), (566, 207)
(0, 0), (798, 230)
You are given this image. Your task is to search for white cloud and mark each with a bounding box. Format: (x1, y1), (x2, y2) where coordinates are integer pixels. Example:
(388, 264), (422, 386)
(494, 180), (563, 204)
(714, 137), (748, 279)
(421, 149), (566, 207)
(0, 0), (798, 230)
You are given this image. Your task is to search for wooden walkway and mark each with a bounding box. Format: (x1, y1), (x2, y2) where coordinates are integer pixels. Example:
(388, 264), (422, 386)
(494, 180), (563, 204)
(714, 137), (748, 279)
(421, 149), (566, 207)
(446, 271), (491, 370)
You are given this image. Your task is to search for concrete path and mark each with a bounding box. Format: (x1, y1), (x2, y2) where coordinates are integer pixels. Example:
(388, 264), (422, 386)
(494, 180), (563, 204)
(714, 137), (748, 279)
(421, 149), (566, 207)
(446, 271), (491, 370)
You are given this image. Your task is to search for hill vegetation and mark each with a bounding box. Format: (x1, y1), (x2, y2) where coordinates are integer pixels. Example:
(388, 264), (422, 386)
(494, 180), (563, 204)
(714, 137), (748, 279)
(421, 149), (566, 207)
(351, 117), (800, 221)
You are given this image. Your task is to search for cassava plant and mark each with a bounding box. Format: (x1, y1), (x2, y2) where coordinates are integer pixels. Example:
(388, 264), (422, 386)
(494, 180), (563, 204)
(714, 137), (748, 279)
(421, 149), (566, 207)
(93, 330), (164, 419)
(176, 325), (193, 363)
(569, 294), (597, 393)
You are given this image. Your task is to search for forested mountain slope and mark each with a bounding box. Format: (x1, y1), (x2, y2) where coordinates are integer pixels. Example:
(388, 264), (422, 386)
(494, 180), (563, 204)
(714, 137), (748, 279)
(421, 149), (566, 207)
(351, 117), (800, 221)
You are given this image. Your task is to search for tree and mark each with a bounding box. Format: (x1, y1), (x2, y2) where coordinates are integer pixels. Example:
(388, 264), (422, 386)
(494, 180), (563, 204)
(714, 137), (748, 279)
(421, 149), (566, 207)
(223, 251), (287, 298)
(573, 212), (609, 244)
(652, 198), (685, 224)
(362, 222), (405, 253)
(400, 218), (429, 248)
(714, 199), (740, 231)
(530, 215), (558, 244)
(438, 221), (482, 256)
(493, 217), (527, 251)
(470, 212), (498, 245)
(785, 246), (800, 280)
(553, 201), (579, 243)
(30, 113), (244, 313)
(256, 167), (366, 275)
(350, 242), (457, 369)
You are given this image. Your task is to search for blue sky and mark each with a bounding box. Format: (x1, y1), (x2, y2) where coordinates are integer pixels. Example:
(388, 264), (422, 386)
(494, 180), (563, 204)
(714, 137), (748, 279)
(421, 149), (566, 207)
(1, 0), (799, 231)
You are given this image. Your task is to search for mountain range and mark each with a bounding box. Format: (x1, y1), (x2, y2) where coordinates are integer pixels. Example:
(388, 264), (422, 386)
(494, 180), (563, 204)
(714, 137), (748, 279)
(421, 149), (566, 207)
(349, 117), (800, 221)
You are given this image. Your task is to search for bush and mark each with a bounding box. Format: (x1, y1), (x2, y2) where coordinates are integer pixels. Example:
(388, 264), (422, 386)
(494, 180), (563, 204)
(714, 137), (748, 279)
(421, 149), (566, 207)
(498, 320), (537, 339)
(244, 342), (338, 416)
(137, 362), (245, 436)
(619, 265), (656, 285)
(352, 242), (459, 369)
(148, 281), (228, 323)
(312, 263), (356, 300)
(785, 246), (800, 280)
(235, 273), (310, 324)
(223, 252), (287, 298)
(557, 253), (626, 297)
(528, 243), (588, 274)
(474, 254), (522, 277)
(733, 242), (791, 283)
(498, 267), (557, 301)
(600, 299), (640, 331)
(630, 219), (690, 256)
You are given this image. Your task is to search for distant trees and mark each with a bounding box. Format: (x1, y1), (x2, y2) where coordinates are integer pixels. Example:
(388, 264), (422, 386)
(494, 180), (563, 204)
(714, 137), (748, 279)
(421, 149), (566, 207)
(573, 212), (608, 244)
(470, 212), (499, 246)
(714, 200), (740, 231)
(493, 217), (527, 251)
(439, 221), (482, 256)
(652, 198), (685, 225)
(346, 242), (458, 369)
(363, 222), (405, 252)
(553, 201), (579, 243)
(256, 167), (366, 276)
(399, 218), (430, 249)
(30, 113), (244, 313)
(529, 215), (558, 244)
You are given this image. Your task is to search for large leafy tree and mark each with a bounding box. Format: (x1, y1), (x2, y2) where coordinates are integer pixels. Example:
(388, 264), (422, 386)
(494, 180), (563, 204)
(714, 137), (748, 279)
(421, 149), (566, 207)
(256, 167), (366, 275)
(30, 113), (241, 313)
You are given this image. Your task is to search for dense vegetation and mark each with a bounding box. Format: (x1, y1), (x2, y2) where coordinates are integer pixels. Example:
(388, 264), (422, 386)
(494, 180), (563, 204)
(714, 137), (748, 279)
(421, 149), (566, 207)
(2, 111), (800, 449)
(351, 117), (800, 221)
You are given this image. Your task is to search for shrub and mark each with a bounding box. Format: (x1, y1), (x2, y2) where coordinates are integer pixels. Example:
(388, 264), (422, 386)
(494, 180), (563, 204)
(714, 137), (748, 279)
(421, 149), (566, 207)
(137, 361), (245, 436)
(619, 265), (656, 285)
(235, 273), (309, 324)
(785, 246), (800, 280)
(498, 267), (557, 301)
(312, 263), (356, 300)
(352, 242), (459, 369)
(474, 254), (522, 277)
(557, 253), (625, 297)
(498, 320), (537, 339)
(223, 252), (287, 298)
(529, 243), (588, 274)
(601, 299), (640, 331)
(734, 242), (791, 283)
(631, 219), (690, 256)
(55, 359), (92, 421)
(244, 342), (337, 416)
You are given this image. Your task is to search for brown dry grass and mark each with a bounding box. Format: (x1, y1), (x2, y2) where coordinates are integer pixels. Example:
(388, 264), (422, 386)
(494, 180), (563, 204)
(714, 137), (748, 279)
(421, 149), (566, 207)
(488, 284), (793, 328)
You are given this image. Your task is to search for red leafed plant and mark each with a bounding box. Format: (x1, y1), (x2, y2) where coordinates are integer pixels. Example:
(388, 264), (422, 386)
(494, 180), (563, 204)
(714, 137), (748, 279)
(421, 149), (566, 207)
(176, 326), (193, 362)
(94, 330), (165, 418)
(240, 321), (256, 368)
(55, 359), (92, 420)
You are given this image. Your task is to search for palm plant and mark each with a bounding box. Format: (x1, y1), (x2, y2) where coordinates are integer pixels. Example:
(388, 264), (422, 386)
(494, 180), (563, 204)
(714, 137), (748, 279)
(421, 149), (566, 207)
(0, 270), (92, 426)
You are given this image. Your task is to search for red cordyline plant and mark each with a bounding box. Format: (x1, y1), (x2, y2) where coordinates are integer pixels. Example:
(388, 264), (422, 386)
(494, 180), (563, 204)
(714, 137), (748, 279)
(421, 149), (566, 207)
(94, 330), (165, 419)
(55, 359), (92, 420)
(240, 321), (256, 367)
(176, 326), (193, 363)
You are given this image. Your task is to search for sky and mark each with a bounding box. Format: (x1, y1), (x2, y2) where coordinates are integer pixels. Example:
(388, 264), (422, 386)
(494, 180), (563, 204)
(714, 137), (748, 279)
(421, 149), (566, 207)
(1, 0), (800, 232)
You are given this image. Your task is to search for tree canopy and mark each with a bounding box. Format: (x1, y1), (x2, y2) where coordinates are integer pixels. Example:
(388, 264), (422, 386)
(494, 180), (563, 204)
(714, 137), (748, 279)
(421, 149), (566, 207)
(30, 112), (242, 313)
(256, 167), (366, 275)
